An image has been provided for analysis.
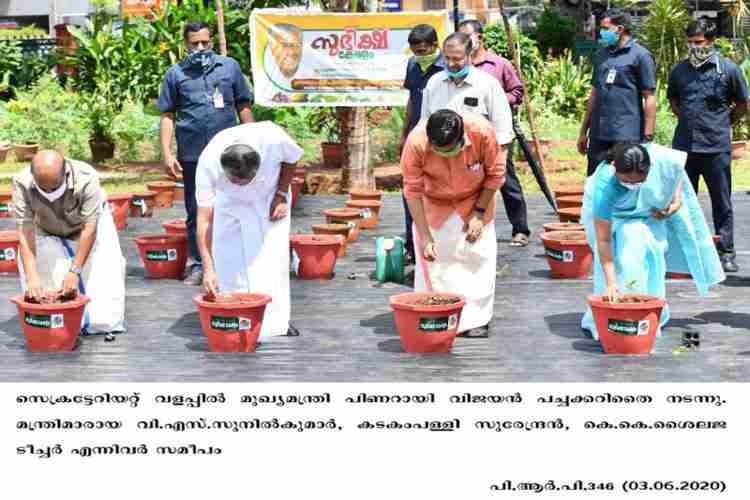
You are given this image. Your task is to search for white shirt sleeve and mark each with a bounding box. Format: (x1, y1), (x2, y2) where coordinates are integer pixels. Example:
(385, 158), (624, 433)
(195, 145), (219, 208)
(420, 78), (432, 121)
(486, 76), (515, 145)
(276, 126), (304, 164)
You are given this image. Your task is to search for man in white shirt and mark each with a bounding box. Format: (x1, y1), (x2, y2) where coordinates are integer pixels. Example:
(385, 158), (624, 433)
(195, 122), (304, 339)
(420, 32), (514, 148)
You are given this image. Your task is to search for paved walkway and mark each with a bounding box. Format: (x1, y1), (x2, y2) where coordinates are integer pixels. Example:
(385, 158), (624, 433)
(0, 192), (748, 382)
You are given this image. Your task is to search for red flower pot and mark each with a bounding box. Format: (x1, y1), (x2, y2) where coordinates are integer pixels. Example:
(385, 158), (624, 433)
(129, 191), (156, 218)
(134, 234), (188, 279)
(543, 222), (584, 233)
(556, 194), (583, 209)
(174, 181), (184, 202)
(587, 293), (666, 355)
(667, 235), (722, 279)
(323, 208), (362, 242)
(13, 144), (39, 162)
(349, 189), (382, 202)
(193, 292), (272, 352)
(107, 193), (132, 231)
(312, 223), (350, 257)
(0, 190), (12, 218)
(731, 141), (746, 160)
(553, 185), (584, 200)
(540, 231), (592, 279)
(558, 207), (581, 223)
(389, 292), (465, 353)
(162, 219), (187, 237)
(291, 178), (304, 208)
(9, 293), (90, 352)
(146, 181), (176, 208)
(289, 234), (343, 279)
(0, 230), (20, 274)
(345, 199), (382, 229)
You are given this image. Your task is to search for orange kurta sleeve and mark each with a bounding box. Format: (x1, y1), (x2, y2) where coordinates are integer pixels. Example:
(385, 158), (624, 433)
(400, 133), (426, 200)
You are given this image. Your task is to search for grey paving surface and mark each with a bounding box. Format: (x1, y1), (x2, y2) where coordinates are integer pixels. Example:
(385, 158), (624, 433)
(0, 192), (748, 382)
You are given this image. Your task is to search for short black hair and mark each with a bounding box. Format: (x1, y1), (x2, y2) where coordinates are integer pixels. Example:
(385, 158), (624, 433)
(408, 24), (438, 46)
(426, 109), (464, 148)
(443, 32), (472, 56)
(458, 19), (483, 35)
(608, 142), (650, 176)
(687, 18), (718, 40)
(220, 144), (261, 180)
(603, 8), (632, 34)
(184, 21), (211, 40)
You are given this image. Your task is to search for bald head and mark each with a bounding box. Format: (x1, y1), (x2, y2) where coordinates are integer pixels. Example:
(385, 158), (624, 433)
(31, 150), (65, 192)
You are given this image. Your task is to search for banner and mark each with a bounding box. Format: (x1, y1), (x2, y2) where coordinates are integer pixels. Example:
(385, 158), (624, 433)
(122, 0), (162, 19)
(250, 9), (450, 107)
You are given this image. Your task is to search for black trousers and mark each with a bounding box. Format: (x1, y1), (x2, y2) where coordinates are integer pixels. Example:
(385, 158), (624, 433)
(180, 160), (202, 268)
(501, 140), (530, 236)
(685, 151), (734, 255)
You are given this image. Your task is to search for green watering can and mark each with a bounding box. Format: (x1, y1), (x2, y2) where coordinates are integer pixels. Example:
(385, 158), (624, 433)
(375, 236), (405, 284)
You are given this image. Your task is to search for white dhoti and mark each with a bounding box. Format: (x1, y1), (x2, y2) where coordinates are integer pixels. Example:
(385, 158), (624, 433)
(18, 203), (126, 334)
(413, 212), (497, 332)
(212, 188), (291, 340)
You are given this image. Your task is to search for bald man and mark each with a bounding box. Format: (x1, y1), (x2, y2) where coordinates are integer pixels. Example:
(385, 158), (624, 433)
(12, 151), (126, 335)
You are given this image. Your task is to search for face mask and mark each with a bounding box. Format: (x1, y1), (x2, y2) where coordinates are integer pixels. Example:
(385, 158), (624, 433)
(414, 51), (439, 72)
(431, 141), (463, 158)
(36, 179), (66, 202)
(186, 47), (215, 68)
(446, 65), (469, 79)
(688, 44), (714, 68)
(599, 29), (620, 47)
(619, 180), (643, 191)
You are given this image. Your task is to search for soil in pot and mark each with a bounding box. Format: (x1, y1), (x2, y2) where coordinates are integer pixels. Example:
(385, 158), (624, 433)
(146, 181), (177, 209)
(13, 144), (39, 162)
(345, 199), (382, 229)
(193, 292), (272, 352)
(289, 234), (343, 279)
(0, 230), (20, 274)
(323, 208), (362, 242)
(291, 178), (304, 208)
(389, 292), (466, 353)
(349, 189), (382, 202)
(587, 293), (666, 355)
(162, 219), (187, 237)
(10, 292), (90, 352)
(540, 231), (593, 279)
(129, 191), (156, 218)
(107, 193), (132, 231)
(134, 234), (188, 279)
(558, 207), (581, 223)
(0, 190), (12, 218)
(543, 222), (584, 233)
(312, 223), (350, 257)
(556, 194), (583, 210)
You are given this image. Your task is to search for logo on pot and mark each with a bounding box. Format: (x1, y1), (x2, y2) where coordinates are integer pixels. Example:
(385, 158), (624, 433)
(360, 209), (372, 219)
(0, 247), (15, 261)
(607, 318), (650, 336)
(562, 250), (574, 262)
(419, 314), (458, 332)
(0, 203), (8, 213)
(546, 248), (565, 261)
(146, 249), (178, 261)
(210, 315), (251, 331)
(25, 312), (64, 329)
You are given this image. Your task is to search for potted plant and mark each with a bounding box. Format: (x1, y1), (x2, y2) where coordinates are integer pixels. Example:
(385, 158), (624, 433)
(587, 291), (666, 355)
(81, 91), (117, 163)
(3, 114), (40, 161)
(308, 107), (343, 167)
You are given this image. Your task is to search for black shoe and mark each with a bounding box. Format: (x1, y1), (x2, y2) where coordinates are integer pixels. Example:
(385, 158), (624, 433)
(458, 324), (489, 338)
(721, 254), (739, 273)
(286, 324), (300, 337)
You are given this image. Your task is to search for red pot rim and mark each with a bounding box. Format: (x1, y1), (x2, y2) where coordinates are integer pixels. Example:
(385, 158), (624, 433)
(290, 234), (345, 246)
(324, 208), (361, 218)
(558, 207), (582, 216)
(107, 193), (133, 202)
(132, 191), (157, 198)
(14, 144), (38, 148)
(163, 219), (186, 227)
(0, 144), (11, 151)
(146, 181), (176, 188)
(10, 293), (90, 311)
(135, 234), (187, 245)
(193, 292), (272, 310)
(312, 223), (350, 233)
(346, 200), (382, 209)
(0, 230), (19, 243)
(554, 187), (584, 195)
(543, 222), (585, 231)
(557, 195), (583, 202)
(540, 231), (589, 245)
(587, 293), (666, 310)
(349, 189), (382, 196)
(389, 292), (466, 312)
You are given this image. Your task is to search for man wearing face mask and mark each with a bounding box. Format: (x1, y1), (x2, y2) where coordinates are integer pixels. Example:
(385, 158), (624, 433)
(159, 21), (254, 287)
(12, 151), (126, 335)
(667, 19), (748, 273)
(399, 24), (445, 264)
(401, 110), (506, 338)
(578, 8), (657, 176)
(195, 122), (303, 340)
(458, 19), (530, 247)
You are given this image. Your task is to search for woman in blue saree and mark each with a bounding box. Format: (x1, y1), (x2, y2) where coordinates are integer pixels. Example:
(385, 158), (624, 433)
(581, 142), (725, 339)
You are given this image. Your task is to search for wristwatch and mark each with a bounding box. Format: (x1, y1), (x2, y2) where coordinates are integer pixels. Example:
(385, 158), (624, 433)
(69, 264), (82, 276)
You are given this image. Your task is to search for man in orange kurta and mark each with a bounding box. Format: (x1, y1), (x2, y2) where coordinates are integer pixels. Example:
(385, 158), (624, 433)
(401, 110), (506, 337)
